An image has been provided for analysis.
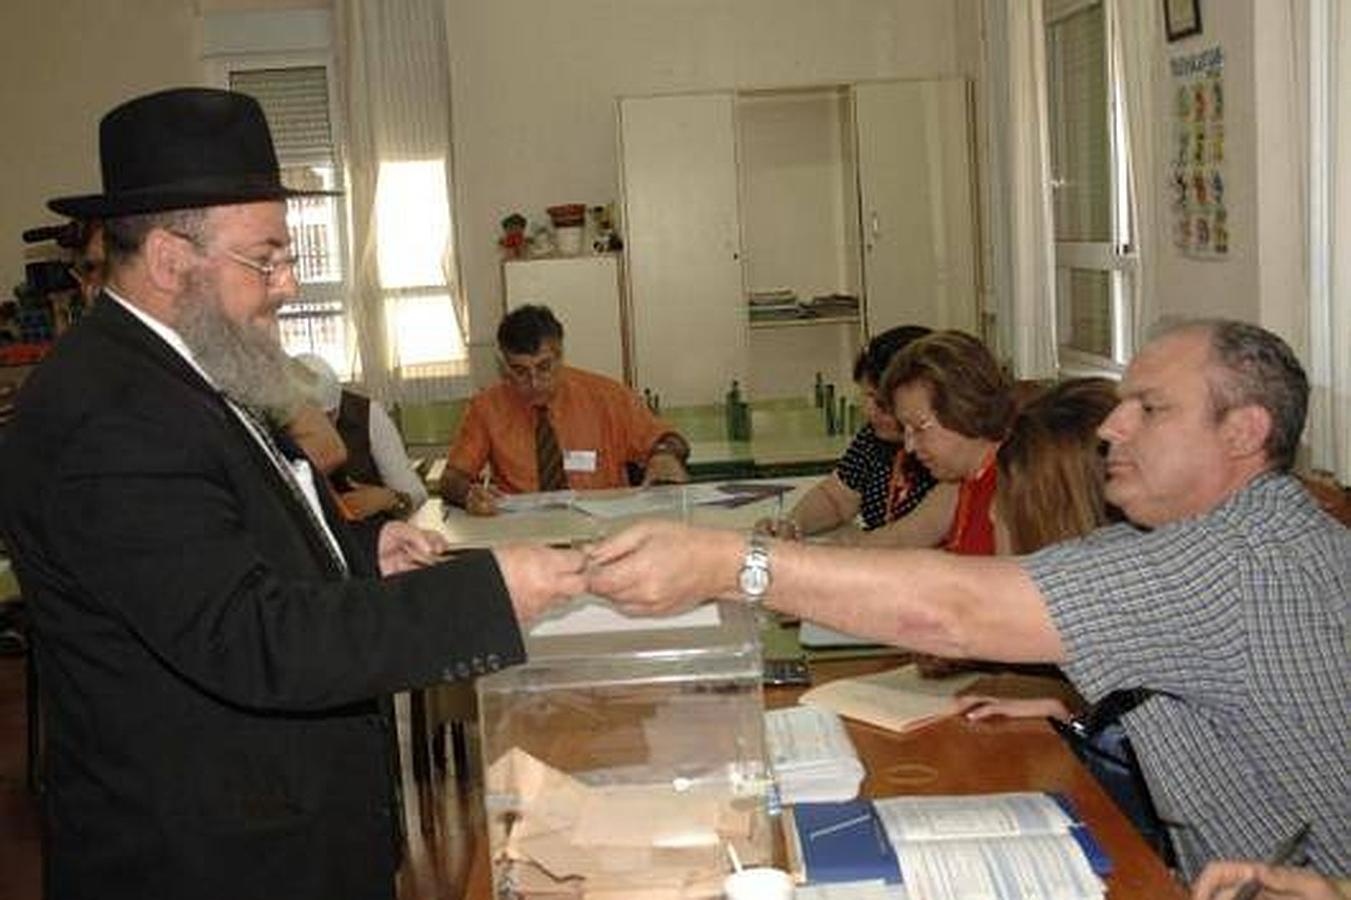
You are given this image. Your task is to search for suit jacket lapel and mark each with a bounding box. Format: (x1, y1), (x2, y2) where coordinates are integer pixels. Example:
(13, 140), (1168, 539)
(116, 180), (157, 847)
(87, 296), (353, 577)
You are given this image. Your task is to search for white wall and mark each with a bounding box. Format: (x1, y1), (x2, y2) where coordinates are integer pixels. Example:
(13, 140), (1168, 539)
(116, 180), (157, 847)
(0, 0), (328, 316)
(1150, 0), (1259, 326)
(446, 0), (977, 383)
(1148, 0), (1308, 363)
(0, 1), (202, 295)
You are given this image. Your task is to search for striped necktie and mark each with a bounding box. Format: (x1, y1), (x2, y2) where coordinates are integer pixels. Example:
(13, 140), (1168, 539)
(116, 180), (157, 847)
(535, 406), (567, 491)
(234, 403), (350, 576)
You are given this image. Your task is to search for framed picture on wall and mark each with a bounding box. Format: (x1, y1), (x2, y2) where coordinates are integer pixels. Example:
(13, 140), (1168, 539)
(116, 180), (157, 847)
(1163, 0), (1202, 42)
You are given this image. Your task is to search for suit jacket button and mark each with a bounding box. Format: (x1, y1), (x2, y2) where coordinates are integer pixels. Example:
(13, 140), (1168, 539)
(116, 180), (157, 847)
(486, 653), (501, 670)
(454, 660), (471, 679)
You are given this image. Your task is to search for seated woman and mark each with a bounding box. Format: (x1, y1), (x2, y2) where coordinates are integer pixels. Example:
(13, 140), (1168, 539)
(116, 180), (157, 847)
(941, 378), (1117, 681)
(759, 325), (956, 543)
(948, 378), (1179, 860)
(880, 330), (1017, 554)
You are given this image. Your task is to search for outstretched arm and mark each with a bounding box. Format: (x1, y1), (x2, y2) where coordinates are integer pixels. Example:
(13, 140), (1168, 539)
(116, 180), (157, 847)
(585, 521), (1065, 664)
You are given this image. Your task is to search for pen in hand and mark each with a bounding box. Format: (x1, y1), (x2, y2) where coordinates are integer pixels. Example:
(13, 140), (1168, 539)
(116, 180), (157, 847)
(1231, 822), (1311, 900)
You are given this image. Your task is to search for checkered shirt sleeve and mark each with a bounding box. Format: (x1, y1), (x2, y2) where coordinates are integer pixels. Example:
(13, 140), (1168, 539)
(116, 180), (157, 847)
(1023, 473), (1351, 879)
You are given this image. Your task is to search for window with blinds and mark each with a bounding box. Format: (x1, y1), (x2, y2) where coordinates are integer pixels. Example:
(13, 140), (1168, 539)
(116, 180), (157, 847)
(1045, 0), (1134, 368)
(228, 66), (349, 374)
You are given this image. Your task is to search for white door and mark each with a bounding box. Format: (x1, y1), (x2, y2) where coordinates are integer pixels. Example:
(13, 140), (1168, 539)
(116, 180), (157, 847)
(854, 79), (979, 336)
(503, 256), (626, 383)
(619, 93), (747, 406)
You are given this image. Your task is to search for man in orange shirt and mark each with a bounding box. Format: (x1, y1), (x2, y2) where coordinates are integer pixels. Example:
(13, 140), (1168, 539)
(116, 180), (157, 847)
(441, 304), (689, 515)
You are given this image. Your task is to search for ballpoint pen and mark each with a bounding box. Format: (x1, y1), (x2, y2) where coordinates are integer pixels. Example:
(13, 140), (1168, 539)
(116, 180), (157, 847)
(1232, 822), (1311, 900)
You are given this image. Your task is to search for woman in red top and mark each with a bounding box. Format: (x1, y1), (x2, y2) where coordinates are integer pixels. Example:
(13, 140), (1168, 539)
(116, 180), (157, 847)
(882, 331), (1016, 555)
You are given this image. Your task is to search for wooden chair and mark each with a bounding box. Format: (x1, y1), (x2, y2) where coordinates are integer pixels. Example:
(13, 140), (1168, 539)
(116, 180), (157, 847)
(1299, 472), (1351, 527)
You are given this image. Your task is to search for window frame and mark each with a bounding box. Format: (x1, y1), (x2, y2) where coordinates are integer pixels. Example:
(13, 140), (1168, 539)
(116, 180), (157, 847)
(205, 50), (355, 376)
(1044, 0), (1136, 376)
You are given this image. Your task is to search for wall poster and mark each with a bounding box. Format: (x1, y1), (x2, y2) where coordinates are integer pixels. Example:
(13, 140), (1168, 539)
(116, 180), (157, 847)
(1169, 45), (1227, 259)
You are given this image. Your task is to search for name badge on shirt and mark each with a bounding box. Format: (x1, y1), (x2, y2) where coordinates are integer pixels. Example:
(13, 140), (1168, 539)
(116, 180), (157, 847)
(563, 449), (597, 473)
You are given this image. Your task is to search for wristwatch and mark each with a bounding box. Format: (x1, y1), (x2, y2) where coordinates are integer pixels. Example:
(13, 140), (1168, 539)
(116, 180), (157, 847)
(389, 490), (414, 518)
(738, 532), (772, 603)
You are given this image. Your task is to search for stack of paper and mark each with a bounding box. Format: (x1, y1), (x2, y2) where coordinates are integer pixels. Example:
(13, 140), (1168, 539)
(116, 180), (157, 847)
(797, 664), (979, 733)
(765, 705), (865, 804)
(786, 793), (1108, 899)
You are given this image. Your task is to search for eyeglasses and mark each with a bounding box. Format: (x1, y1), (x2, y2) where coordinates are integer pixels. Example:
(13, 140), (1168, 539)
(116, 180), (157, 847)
(900, 413), (938, 437)
(220, 248), (299, 285)
(167, 229), (298, 286)
(503, 352), (560, 384)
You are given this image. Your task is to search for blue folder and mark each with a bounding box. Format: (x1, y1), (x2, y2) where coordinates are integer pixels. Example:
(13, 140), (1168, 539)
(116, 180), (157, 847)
(789, 799), (903, 884)
(791, 793), (1112, 885)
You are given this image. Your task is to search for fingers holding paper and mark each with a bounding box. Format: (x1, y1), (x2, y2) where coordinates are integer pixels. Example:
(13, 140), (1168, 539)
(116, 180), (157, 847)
(584, 521), (742, 616)
(492, 543), (588, 625)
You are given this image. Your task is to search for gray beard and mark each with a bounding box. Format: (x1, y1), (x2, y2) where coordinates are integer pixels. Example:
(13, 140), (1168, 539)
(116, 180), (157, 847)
(172, 268), (303, 424)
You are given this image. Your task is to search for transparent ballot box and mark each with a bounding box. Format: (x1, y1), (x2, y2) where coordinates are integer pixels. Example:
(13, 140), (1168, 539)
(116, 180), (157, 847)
(477, 597), (771, 898)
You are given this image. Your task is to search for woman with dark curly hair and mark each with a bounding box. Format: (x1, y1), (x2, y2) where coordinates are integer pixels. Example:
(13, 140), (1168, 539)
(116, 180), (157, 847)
(759, 325), (958, 544)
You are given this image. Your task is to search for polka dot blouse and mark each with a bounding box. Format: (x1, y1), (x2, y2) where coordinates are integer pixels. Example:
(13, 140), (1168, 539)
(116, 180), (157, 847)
(834, 424), (938, 530)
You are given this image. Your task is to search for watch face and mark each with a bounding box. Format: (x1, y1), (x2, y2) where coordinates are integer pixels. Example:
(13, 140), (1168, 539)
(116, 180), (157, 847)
(740, 562), (770, 597)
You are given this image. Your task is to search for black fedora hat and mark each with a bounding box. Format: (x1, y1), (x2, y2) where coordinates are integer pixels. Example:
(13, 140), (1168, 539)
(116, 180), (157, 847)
(49, 87), (335, 219)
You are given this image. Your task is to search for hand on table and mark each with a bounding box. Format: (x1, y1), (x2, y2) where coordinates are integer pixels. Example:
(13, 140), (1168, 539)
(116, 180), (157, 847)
(1191, 862), (1346, 900)
(585, 520), (742, 616)
(464, 483), (501, 517)
(492, 543), (588, 625)
(377, 520), (450, 574)
(641, 451), (689, 486)
(754, 516), (802, 540)
(952, 694), (1072, 723)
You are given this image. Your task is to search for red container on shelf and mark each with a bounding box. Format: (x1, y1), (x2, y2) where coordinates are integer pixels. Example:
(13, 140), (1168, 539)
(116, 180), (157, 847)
(546, 203), (586, 228)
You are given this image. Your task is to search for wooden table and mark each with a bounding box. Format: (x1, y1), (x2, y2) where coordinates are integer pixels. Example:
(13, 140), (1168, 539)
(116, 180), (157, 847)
(457, 657), (1184, 899)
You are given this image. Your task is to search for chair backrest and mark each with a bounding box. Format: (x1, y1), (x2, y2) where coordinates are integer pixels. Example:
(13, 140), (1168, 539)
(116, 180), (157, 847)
(395, 398), (467, 450)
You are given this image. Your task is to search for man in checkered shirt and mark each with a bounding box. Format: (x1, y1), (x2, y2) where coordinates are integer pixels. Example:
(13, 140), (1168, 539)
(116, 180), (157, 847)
(589, 318), (1349, 882)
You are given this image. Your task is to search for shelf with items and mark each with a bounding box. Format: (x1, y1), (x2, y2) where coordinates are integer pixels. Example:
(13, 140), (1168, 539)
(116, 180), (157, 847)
(748, 314), (859, 330)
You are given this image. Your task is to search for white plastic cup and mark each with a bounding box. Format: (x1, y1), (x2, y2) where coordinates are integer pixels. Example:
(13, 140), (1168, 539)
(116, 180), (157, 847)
(722, 866), (795, 900)
(555, 226), (583, 255)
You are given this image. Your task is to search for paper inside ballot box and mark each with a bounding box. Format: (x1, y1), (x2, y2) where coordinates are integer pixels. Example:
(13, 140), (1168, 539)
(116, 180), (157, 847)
(798, 663), (980, 732)
(488, 748), (752, 894)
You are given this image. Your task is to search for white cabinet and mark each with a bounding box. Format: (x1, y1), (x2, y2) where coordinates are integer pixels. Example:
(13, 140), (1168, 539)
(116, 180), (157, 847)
(619, 79), (979, 405)
(855, 79), (979, 335)
(619, 93), (747, 407)
(503, 255), (626, 383)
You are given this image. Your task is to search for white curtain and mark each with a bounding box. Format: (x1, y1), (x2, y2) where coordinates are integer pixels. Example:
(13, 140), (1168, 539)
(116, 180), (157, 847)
(335, 0), (468, 404)
(983, 0), (1058, 378)
(1111, 0), (1163, 349)
(1308, 0), (1351, 482)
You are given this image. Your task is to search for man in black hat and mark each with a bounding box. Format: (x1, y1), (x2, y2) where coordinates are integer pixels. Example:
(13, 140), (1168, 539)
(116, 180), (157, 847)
(0, 87), (587, 900)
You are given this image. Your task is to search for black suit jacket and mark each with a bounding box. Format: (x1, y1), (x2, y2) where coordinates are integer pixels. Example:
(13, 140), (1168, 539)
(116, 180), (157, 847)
(0, 297), (525, 900)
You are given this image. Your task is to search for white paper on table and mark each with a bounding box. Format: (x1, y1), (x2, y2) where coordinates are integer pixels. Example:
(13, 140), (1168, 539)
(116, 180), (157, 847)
(795, 882), (910, 900)
(496, 489), (578, 513)
(874, 793), (1073, 842)
(571, 484), (735, 519)
(798, 664), (979, 734)
(764, 706), (865, 804)
(528, 593), (721, 637)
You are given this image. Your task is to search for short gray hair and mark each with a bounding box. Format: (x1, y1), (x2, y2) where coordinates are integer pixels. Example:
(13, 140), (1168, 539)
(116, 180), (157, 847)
(103, 207), (211, 267)
(1159, 319), (1309, 471)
